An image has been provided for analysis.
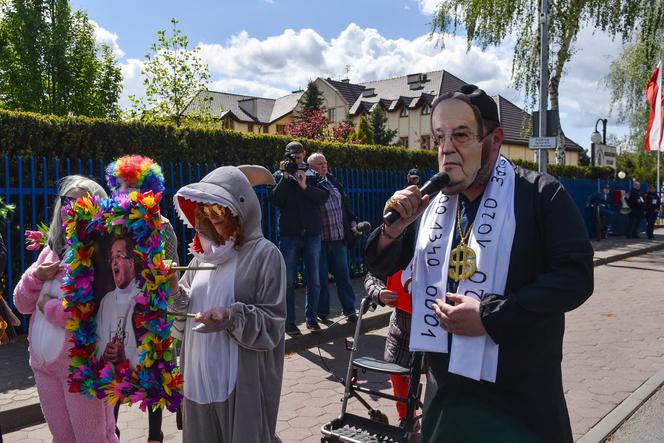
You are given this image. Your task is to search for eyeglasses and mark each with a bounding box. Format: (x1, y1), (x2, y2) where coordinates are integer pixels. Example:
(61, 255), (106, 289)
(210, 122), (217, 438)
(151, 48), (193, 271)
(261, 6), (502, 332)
(108, 254), (132, 264)
(433, 129), (492, 149)
(201, 204), (227, 218)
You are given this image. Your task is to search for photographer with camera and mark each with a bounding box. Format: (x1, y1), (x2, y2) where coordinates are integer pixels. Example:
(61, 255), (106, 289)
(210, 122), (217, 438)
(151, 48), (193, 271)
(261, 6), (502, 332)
(270, 142), (329, 336)
(307, 152), (370, 324)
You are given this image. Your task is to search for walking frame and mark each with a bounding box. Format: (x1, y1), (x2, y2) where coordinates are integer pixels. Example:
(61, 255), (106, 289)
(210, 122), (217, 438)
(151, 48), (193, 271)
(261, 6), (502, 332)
(320, 296), (424, 443)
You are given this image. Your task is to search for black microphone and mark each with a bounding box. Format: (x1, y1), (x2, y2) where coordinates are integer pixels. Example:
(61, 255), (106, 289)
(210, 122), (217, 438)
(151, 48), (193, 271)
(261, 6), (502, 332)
(383, 172), (451, 225)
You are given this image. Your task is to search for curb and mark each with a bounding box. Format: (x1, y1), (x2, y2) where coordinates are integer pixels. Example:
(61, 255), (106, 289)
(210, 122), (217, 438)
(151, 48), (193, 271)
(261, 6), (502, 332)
(592, 242), (664, 267)
(0, 403), (43, 434)
(285, 308), (391, 355)
(577, 368), (664, 443)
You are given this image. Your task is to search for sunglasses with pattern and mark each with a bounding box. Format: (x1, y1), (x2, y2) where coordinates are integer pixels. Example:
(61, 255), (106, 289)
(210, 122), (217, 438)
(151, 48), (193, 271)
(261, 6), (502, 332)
(201, 204), (229, 218)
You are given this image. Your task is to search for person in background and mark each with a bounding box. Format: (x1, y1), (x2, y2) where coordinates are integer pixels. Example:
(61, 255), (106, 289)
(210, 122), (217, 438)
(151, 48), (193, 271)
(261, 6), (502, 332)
(586, 184), (613, 240)
(626, 181), (645, 239)
(307, 152), (358, 323)
(644, 184), (661, 240)
(269, 141), (329, 335)
(14, 176), (117, 442)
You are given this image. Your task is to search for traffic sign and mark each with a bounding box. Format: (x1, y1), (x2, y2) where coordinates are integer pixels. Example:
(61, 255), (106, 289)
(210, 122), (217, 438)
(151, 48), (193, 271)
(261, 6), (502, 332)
(529, 136), (557, 150)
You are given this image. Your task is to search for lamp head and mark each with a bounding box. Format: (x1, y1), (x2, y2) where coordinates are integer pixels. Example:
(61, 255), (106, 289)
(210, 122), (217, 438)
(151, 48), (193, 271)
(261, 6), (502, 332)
(591, 131), (602, 144)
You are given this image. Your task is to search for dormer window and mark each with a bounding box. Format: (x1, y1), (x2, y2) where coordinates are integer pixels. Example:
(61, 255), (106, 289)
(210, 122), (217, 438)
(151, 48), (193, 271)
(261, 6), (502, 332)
(400, 106), (409, 118)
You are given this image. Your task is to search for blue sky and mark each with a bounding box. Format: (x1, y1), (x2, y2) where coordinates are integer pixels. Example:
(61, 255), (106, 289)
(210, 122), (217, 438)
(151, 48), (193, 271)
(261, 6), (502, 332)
(71, 0), (632, 154)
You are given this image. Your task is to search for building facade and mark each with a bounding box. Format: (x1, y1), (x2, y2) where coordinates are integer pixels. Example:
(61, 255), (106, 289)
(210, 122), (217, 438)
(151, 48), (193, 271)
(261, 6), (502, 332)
(184, 70), (583, 165)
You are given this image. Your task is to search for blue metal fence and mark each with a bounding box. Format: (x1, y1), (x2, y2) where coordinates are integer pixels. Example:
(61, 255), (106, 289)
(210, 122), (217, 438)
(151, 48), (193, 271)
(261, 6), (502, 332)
(0, 154), (634, 329)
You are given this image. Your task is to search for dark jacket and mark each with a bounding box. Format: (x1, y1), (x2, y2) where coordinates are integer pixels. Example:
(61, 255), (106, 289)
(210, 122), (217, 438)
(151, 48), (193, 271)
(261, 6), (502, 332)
(321, 173), (357, 246)
(269, 168), (329, 237)
(626, 188), (645, 217)
(365, 165), (594, 443)
(644, 191), (661, 216)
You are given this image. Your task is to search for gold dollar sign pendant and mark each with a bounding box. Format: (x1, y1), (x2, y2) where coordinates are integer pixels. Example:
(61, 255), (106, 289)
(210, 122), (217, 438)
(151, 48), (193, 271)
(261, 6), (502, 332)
(448, 202), (477, 282)
(448, 244), (476, 282)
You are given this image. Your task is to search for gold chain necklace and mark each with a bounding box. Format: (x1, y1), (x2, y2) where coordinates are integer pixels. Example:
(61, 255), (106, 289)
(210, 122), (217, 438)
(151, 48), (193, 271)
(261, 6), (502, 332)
(448, 201), (477, 282)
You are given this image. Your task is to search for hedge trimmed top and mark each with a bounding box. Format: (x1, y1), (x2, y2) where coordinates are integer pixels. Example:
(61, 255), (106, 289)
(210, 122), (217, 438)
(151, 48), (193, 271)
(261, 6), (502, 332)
(0, 109), (613, 179)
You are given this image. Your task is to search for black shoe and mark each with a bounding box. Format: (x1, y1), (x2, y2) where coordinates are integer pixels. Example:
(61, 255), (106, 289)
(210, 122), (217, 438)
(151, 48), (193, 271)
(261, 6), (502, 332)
(306, 320), (322, 332)
(346, 314), (358, 323)
(317, 315), (333, 326)
(285, 323), (302, 336)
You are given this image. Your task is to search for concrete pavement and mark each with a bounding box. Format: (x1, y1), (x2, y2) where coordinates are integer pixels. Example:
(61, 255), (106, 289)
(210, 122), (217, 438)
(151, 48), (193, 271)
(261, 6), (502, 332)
(2, 230), (664, 442)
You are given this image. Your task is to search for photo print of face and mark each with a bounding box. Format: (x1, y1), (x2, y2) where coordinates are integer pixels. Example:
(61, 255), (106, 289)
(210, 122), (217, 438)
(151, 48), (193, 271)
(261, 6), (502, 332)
(94, 236), (141, 367)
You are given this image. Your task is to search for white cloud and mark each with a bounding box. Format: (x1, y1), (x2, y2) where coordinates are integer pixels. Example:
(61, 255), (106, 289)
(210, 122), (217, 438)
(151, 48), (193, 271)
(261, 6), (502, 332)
(208, 78), (289, 98)
(264, 0), (274, 3)
(91, 20), (125, 58)
(119, 59), (144, 109)
(417, 0), (440, 15)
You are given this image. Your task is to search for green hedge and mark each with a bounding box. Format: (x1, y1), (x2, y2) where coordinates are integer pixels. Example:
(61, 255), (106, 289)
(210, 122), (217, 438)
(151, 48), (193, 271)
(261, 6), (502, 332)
(0, 109), (612, 179)
(0, 109), (438, 170)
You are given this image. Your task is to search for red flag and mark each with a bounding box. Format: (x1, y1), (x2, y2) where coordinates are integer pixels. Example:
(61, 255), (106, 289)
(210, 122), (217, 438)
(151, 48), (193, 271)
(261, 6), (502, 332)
(645, 64), (664, 151)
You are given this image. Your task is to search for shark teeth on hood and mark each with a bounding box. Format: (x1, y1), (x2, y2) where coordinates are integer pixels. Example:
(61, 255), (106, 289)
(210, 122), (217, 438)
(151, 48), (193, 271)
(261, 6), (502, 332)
(174, 186), (238, 229)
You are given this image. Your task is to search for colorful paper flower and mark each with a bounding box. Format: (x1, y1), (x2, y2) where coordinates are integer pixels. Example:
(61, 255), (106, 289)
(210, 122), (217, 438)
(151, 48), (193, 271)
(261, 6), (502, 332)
(62, 191), (182, 412)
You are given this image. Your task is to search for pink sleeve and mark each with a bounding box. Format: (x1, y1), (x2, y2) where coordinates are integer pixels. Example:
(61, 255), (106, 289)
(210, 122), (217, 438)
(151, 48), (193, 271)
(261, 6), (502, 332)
(13, 247), (53, 315)
(43, 297), (71, 327)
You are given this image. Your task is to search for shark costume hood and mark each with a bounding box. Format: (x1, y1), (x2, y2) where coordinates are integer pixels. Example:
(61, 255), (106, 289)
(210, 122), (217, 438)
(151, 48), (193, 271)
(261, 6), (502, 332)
(173, 165), (286, 443)
(174, 165), (273, 252)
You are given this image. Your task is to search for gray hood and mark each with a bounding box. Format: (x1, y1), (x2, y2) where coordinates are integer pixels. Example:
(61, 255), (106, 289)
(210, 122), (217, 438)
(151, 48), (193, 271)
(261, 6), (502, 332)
(174, 165), (275, 244)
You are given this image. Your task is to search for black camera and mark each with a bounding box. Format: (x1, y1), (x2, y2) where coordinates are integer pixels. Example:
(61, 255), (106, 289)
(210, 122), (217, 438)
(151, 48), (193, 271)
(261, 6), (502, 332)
(283, 153), (306, 175)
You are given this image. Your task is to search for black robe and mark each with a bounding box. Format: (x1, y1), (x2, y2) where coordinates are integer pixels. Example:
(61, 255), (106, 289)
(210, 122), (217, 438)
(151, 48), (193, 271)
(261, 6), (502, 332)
(365, 166), (594, 443)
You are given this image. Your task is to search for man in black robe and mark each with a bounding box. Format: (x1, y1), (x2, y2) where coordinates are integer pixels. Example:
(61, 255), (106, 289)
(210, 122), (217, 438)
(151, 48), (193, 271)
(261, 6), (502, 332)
(365, 85), (593, 442)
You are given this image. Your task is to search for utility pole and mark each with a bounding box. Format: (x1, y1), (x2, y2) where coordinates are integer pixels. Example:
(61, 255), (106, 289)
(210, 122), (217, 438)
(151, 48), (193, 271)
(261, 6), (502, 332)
(538, 0), (549, 174)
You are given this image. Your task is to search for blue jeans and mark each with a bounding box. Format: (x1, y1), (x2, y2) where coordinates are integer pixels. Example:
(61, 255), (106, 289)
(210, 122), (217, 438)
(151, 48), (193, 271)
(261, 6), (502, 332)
(279, 235), (321, 323)
(318, 240), (356, 317)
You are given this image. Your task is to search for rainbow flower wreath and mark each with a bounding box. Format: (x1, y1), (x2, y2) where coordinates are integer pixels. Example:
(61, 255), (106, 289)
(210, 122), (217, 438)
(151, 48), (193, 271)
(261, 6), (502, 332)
(62, 190), (183, 412)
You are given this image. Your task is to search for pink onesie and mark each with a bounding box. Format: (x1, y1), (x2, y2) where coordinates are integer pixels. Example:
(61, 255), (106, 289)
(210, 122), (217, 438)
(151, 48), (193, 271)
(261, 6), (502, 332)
(14, 246), (118, 443)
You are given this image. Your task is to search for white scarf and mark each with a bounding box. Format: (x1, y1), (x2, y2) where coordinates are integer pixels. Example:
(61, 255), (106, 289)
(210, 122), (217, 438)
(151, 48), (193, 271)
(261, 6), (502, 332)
(410, 155), (515, 382)
(184, 233), (239, 404)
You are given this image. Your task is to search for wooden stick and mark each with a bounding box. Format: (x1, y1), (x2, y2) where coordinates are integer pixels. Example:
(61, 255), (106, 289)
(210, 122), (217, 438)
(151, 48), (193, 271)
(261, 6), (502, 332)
(166, 310), (197, 318)
(169, 265), (216, 271)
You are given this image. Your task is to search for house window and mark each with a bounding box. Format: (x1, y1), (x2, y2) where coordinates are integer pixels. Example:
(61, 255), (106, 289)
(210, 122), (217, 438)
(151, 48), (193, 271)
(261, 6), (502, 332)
(262, 125), (269, 133)
(224, 118), (235, 130)
(276, 125), (286, 134)
(328, 108), (337, 121)
(422, 103), (432, 115)
(420, 135), (431, 149)
(247, 123), (254, 133)
(399, 137), (409, 147)
(400, 107), (409, 118)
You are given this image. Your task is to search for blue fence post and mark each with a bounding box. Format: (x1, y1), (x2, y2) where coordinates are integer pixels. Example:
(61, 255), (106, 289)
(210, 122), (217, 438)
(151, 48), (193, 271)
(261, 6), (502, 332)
(4, 155), (13, 312)
(42, 157), (48, 227)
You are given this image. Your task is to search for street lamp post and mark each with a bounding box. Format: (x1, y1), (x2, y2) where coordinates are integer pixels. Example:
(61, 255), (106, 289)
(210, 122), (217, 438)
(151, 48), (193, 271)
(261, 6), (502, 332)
(591, 118), (608, 166)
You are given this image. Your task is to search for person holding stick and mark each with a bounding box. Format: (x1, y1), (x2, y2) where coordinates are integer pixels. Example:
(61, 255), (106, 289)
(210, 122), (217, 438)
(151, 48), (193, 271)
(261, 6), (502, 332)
(172, 164), (286, 443)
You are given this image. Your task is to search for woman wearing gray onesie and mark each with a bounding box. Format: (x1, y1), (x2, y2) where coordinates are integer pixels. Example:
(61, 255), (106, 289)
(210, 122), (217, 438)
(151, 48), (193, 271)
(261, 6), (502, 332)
(172, 165), (286, 443)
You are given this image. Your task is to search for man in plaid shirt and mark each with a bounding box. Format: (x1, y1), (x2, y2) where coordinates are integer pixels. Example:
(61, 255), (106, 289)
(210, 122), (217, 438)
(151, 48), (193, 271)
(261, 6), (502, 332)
(308, 152), (358, 323)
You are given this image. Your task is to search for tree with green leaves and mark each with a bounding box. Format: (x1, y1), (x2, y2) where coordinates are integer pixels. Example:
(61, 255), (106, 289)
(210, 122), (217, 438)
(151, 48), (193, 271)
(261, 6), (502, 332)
(351, 115), (373, 144)
(605, 3), (664, 150)
(128, 18), (212, 126)
(431, 0), (662, 154)
(369, 105), (397, 145)
(301, 80), (325, 111)
(0, 0), (122, 118)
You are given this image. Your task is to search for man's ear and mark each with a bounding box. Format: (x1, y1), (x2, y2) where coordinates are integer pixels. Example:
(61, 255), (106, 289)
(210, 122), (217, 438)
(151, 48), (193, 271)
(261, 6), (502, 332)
(491, 127), (504, 152)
